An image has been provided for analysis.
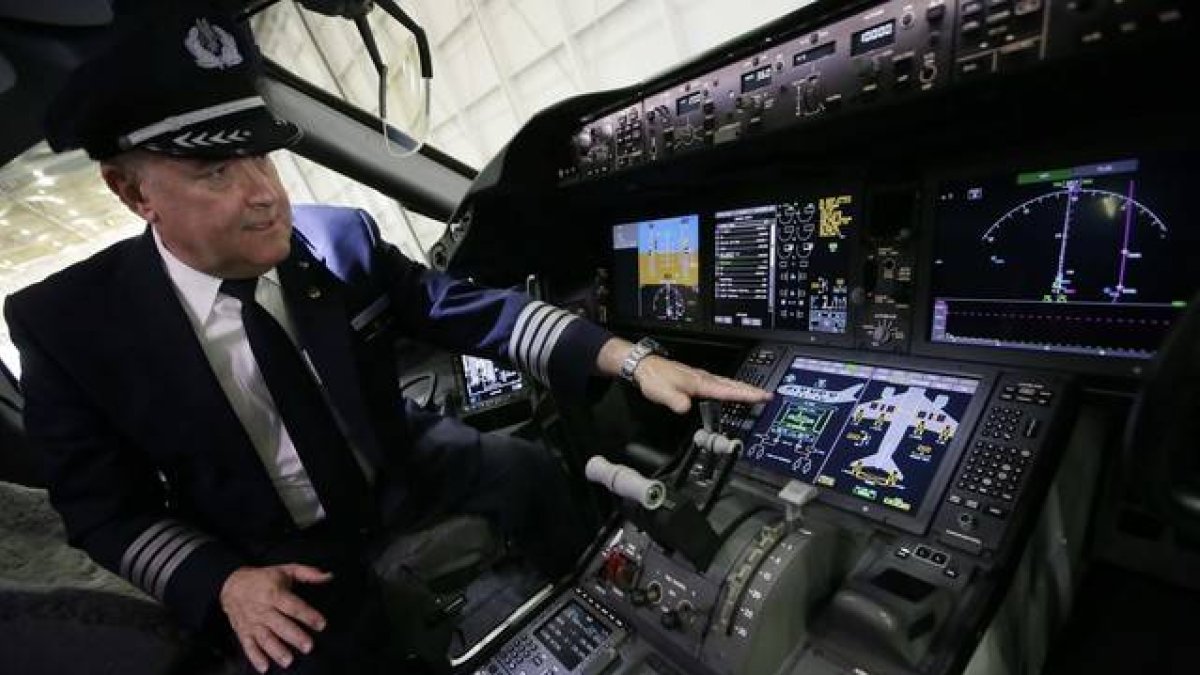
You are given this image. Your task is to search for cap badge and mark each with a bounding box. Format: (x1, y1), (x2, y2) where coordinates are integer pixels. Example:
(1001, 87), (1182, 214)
(184, 18), (243, 70)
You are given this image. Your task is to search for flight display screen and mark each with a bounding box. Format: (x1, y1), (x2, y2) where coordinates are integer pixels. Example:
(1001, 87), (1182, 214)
(713, 192), (855, 333)
(743, 356), (979, 516)
(534, 600), (612, 670)
(612, 214), (702, 324)
(460, 355), (524, 410)
(930, 156), (1200, 358)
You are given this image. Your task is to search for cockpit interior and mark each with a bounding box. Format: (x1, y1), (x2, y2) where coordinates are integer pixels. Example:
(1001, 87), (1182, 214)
(1, 2), (1197, 674)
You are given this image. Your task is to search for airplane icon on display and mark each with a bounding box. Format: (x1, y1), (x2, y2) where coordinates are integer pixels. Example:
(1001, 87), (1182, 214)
(848, 387), (959, 487)
(775, 381), (864, 403)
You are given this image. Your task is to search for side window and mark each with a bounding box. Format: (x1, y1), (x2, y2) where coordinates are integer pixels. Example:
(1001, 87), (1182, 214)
(271, 150), (446, 265)
(0, 142), (446, 379)
(0, 143), (143, 376)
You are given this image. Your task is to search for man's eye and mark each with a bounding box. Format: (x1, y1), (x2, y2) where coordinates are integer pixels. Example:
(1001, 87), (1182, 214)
(205, 164), (229, 178)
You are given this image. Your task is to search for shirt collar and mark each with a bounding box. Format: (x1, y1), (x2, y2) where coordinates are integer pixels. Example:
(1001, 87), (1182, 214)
(151, 227), (282, 326)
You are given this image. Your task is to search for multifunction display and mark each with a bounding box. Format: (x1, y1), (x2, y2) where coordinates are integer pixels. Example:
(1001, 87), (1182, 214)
(713, 193), (855, 333)
(743, 356), (979, 516)
(931, 156), (1200, 358)
(534, 600), (613, 670)
(460, 355), (523, 410)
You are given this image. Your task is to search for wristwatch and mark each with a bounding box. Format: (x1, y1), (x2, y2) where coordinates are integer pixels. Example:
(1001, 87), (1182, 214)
(619, 337), (666, 385)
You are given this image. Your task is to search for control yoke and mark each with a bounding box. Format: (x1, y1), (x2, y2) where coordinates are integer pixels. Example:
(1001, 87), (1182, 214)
(585, 400), (744, 571)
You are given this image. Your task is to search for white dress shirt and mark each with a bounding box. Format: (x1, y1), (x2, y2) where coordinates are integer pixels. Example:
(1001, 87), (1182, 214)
(153, 229), (326, 527)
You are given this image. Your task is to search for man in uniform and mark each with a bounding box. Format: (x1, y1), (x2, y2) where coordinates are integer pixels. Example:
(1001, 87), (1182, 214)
(4, 4), (770, 674)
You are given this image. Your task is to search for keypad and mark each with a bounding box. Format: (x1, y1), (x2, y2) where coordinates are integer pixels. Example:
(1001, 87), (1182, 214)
(958, 437), (1028, 503)
(498, 636), (538, 672)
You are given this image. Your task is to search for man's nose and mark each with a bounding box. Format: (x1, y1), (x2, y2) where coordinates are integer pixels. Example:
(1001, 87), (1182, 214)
(239, 158), (280, 206)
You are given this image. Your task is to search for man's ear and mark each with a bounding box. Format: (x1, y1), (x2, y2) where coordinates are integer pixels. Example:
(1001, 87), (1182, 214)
(100, 160), (156, 223)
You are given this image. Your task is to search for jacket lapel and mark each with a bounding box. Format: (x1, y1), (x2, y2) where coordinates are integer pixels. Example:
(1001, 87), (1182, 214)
(277, 242), (384, 468)
(114, 229), (286, 498)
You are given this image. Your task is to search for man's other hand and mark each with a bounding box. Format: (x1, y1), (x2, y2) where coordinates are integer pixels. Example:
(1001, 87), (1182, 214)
(220, 564), (332, 673)
(632, 354), (772, 414)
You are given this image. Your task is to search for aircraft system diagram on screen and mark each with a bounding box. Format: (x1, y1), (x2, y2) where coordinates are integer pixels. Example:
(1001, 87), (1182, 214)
(742, 357), (979, 514)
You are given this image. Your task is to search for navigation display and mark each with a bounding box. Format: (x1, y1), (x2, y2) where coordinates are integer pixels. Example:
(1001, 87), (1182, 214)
(612, 215), (702, 324)
(460, 355), (523, 410)
(743, 356), (978, 516)
(713, 193), (855, 332)
(930, 156), (1200, 358)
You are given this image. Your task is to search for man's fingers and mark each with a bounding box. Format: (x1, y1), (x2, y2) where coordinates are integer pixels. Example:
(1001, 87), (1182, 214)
(637, 356), (771, 415)
(281, 564), (333, 584)
(688, 370), (771, 403)
(276, 591), (327, 633)
(711, 375), (771, 400)
(239, 635), (270, 674)
(266, 612), (315, 654)
(665, 390), (692, 415)
(254, 628), (296, 671)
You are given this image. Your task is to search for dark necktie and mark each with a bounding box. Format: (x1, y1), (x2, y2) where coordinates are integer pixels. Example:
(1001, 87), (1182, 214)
(220, 277), (372, 532)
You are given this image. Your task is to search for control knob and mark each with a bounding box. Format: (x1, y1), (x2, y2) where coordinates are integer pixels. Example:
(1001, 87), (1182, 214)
(957, 512), (978, 532)
(660, 600), (695, 631)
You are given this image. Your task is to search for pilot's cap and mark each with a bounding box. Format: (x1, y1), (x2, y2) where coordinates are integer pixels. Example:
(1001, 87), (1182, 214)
(44, 4), (302, 160)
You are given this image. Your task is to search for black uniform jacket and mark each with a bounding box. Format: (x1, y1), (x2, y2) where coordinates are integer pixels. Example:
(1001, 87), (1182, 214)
(4, 204), (609, 633)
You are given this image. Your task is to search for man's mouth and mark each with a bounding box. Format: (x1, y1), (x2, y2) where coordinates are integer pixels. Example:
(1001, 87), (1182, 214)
(245, 217), (281, 232)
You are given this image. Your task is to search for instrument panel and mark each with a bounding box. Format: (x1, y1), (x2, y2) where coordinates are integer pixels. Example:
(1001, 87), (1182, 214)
(457, 3), (1196, 675)
(542, 0), (1200, 376)
(474, 345), (1077, 675)
(561, 0), (957, 182)
(598, 148), (1200, 376)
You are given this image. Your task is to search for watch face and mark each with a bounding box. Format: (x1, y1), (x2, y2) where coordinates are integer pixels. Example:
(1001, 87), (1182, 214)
(638, 337), (664, 356)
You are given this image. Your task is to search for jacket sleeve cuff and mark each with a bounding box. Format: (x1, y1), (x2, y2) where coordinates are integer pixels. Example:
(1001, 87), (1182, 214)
(154, 535), (244, 634)
(547, 314), (614, 403)
(506, 301), (613, 402)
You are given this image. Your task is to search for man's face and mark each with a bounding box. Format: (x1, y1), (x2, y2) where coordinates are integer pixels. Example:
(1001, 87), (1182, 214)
(116, 152), (294, 279)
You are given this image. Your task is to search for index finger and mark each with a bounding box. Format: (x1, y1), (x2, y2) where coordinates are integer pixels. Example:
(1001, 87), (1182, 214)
(693, 372), (773, 404)
(274, 590), (327, 633)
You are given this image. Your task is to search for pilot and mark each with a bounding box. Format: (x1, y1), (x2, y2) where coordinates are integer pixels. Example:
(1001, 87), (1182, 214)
(3, 5), (770, 675)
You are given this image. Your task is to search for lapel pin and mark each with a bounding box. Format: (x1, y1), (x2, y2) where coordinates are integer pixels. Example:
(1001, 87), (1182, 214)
(307, 287), (322, 300)
(297, 260), (311, 270)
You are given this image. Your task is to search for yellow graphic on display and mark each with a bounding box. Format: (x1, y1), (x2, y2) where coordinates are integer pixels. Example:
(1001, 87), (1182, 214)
(819, 195), (854, 237)
(638, 226), (699, 287)
(635, 217), (701, 322)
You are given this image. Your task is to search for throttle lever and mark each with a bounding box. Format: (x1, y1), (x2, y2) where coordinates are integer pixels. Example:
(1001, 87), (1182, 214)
(698, 399), (720, 432)
(585, 456), (666, 510)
